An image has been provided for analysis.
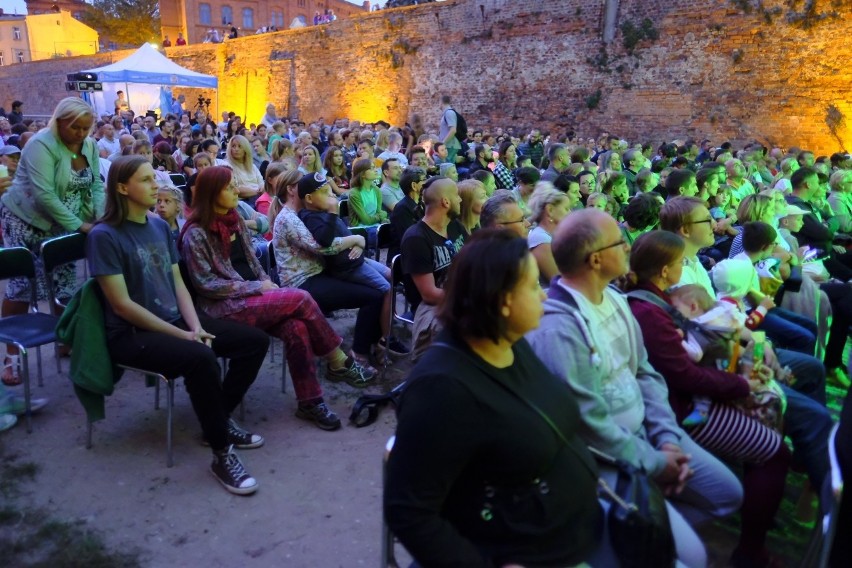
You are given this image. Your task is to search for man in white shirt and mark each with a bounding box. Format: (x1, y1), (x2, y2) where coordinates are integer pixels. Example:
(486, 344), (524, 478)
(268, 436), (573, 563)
(97, 123), (121, 158)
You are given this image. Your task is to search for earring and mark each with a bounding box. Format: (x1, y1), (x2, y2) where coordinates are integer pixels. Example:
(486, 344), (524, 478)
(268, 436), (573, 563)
(501, 306), (511, 317)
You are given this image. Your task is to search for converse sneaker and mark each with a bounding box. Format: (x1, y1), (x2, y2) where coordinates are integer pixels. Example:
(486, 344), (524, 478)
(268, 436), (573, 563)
(295, 401), (342, 431)
(201, 419), (264, 449)
(210, 446), (258, 495)
(327, 356), (377, 388)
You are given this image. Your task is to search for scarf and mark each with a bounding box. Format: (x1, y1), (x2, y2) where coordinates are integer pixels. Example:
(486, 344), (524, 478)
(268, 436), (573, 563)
(209, 209), (241, 251)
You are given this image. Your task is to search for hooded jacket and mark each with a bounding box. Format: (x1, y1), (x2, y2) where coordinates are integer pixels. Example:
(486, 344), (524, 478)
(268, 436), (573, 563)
(525, 280), (683, 476)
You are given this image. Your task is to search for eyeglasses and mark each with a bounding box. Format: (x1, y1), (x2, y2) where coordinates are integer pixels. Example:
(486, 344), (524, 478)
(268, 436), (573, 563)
(586, 238), (627, 260)
(497, 217), (526, 226)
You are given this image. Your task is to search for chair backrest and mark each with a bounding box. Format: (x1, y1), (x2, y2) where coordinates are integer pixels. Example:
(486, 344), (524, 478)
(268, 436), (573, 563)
(390, 253), (404, 286)
(338, 199), (349, 220)
(169, 173), (187, 187)
(377, 222), (393, 250)
(0, 247), (36, 281)
(41, 232), (88, 274)
(266, 240), (276, 273)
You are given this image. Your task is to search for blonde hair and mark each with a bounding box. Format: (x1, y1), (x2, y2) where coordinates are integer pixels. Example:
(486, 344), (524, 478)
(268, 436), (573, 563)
(268, 169), (302, 226)
(300, 144), (322, 173)
(669, 284), (715, 312)
(736, 193), (773, 223)
(271, 137), (293, 161)
(226, 135), (253, 172)
(458, 179), (486, 232)
(528, 182), (568, 223)
(49, 97), (94, 138)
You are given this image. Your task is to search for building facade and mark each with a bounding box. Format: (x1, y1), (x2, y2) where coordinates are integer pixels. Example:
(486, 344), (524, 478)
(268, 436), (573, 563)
(25, 0), (88, 20)
(27, 11), (99, 60)
(0, 13), (31, 66)
(160, 0), (370, 46)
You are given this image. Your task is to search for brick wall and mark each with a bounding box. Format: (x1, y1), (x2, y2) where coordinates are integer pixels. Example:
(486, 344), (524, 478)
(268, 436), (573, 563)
(2, 0), (851, 153)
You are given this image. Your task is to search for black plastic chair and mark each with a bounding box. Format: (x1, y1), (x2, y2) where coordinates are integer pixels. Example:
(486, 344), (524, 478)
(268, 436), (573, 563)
(40, 232), (88, 379)
(338, 199), (350, 222)
(264, 240), (288, 393)
(169, 173), (187, 187)
(380, 254), (413, 377)
(0, 248), (60, 432)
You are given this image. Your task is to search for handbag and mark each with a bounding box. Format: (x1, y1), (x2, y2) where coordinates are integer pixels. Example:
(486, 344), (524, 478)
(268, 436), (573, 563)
(432, 342), (676, 568)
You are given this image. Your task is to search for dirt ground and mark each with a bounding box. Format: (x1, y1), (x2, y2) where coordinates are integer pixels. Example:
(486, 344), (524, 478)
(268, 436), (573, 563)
(2, 308), (413, 567)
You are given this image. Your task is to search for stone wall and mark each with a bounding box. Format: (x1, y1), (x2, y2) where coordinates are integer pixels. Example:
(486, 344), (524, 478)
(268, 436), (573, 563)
(2, 0), (850, 153)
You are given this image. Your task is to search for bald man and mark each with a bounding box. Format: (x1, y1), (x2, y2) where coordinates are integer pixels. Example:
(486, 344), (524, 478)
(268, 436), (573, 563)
(400, 176), (465, 361)
(108, 134), (136, 162)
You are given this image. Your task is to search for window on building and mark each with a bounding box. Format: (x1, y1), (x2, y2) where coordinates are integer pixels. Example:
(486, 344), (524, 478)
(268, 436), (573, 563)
(270, 9), (282, 28)
(13, 27), (22, 41)
(16, 51), (24, 63)
(222, 6), (233, 25)
(298, 0), (306, 7)
(199, 3), (211, 24)
(242, 8), (254, 29)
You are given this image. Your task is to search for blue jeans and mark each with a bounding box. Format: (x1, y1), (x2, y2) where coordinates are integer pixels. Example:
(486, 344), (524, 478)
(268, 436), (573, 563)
(758, 307), (817, 355)
(335, 258), (391, 293)
(776, 348), (833, 489)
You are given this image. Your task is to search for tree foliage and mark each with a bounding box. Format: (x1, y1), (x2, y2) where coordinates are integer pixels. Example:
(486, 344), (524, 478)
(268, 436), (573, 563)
(80, 0), (161, 48)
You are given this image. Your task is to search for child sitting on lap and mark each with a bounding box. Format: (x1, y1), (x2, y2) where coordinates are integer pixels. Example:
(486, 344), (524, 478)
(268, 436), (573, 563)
(297, 173), (391, 294)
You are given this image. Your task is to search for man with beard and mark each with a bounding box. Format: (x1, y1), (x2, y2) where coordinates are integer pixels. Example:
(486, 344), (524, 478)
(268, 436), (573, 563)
(467, 143), (493, 177)
(401, 177), (466, 361)
(540, 143), (571, 183)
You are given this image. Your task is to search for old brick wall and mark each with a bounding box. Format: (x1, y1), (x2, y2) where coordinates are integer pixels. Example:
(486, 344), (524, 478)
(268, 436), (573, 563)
(2, 0), (850, 153)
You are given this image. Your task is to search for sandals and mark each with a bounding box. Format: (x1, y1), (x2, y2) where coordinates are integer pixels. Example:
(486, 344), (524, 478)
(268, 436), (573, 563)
(2, 356), (22, 387)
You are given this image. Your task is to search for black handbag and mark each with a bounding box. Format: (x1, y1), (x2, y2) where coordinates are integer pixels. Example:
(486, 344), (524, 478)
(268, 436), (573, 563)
(588, 447), (677, 568)
(431, 342), (676, 568)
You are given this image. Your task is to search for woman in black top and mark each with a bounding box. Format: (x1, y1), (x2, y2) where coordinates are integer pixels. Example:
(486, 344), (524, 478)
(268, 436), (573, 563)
(384, 229), (603, 567)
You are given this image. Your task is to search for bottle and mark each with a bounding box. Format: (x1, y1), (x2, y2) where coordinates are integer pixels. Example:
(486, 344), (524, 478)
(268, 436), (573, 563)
(752, 331), (766, 373)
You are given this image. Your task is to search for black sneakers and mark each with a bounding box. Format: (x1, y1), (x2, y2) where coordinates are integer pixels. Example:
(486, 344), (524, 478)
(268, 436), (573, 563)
(295, 401), (342, 431)
(326, 356), (377, 388)
(376, 336), (411, 357)
(202, 418), (265, 449)
(210, 445), (258, 495)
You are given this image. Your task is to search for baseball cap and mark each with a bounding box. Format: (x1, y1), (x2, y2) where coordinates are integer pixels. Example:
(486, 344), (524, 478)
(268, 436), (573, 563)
(0, 144), (21, 156)
(785, 203), (808, 216)
(297, 172), (329, 199)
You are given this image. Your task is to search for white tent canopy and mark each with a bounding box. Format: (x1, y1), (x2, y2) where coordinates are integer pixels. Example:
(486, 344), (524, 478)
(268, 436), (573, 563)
(80, 44), (217, 118)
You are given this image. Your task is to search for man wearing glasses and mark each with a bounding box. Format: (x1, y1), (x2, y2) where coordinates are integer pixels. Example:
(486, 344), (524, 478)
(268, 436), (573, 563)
(527, 208), (743, 567)
(480, 190), (530, 238)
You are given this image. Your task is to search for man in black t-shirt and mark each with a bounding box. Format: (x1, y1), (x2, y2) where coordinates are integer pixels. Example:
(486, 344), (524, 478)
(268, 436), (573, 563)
(401, 176), (465, 361)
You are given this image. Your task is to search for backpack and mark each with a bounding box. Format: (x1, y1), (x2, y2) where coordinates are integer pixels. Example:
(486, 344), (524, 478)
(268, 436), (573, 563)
(450, 108), (468, 142)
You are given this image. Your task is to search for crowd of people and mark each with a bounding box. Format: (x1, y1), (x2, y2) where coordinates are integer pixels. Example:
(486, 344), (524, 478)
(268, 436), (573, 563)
(0, 93), (850, 565)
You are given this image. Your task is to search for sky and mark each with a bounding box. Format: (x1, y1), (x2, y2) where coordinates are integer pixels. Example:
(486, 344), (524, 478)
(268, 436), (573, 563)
(0, 0), (379, 15)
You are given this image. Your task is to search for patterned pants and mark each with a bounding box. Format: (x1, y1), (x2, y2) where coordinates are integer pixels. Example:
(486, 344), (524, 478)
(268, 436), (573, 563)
(1, 205), (77, 304)
(223, 288), (342, 402)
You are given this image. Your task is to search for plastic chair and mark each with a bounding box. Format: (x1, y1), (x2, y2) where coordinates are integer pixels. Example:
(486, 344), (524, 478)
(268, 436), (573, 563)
(338, 199), (349, 222)
(0, 248), (61, 433)
(381, 255), (413, 377)
(377, 222), (393, 263)
(818, 423), (844, 567)
(264, 240), (288, 393)
(382, 435), (401, 568)
(87, 365), (179, 467)
(169, 172), (187, 187)
(40, 232), (88, 380)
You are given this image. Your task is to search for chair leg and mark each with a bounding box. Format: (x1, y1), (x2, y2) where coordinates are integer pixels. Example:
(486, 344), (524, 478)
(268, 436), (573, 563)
(154, 376), (161, 410)
(36, 345), (44, 388)
(20, 348), (32, 433)
(166, 378), (175, 468)
(86, 420), (93, 449)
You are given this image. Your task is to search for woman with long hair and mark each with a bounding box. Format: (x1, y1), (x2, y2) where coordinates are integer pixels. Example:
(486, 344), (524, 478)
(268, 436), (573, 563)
(456, 179), (487, 236)
(201, 122), (217, 140)
(322, 146), (349, 194)
(348, 157), (387, 228)
(493, 139), (518, 190)
(224, 135), (264, 201)
(179, 166), (376, 431)
(626, 230), (791, 567)
(526, 183), (573, 285)
(298, 144), (324, 175)
(89, 155), (269, 495)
